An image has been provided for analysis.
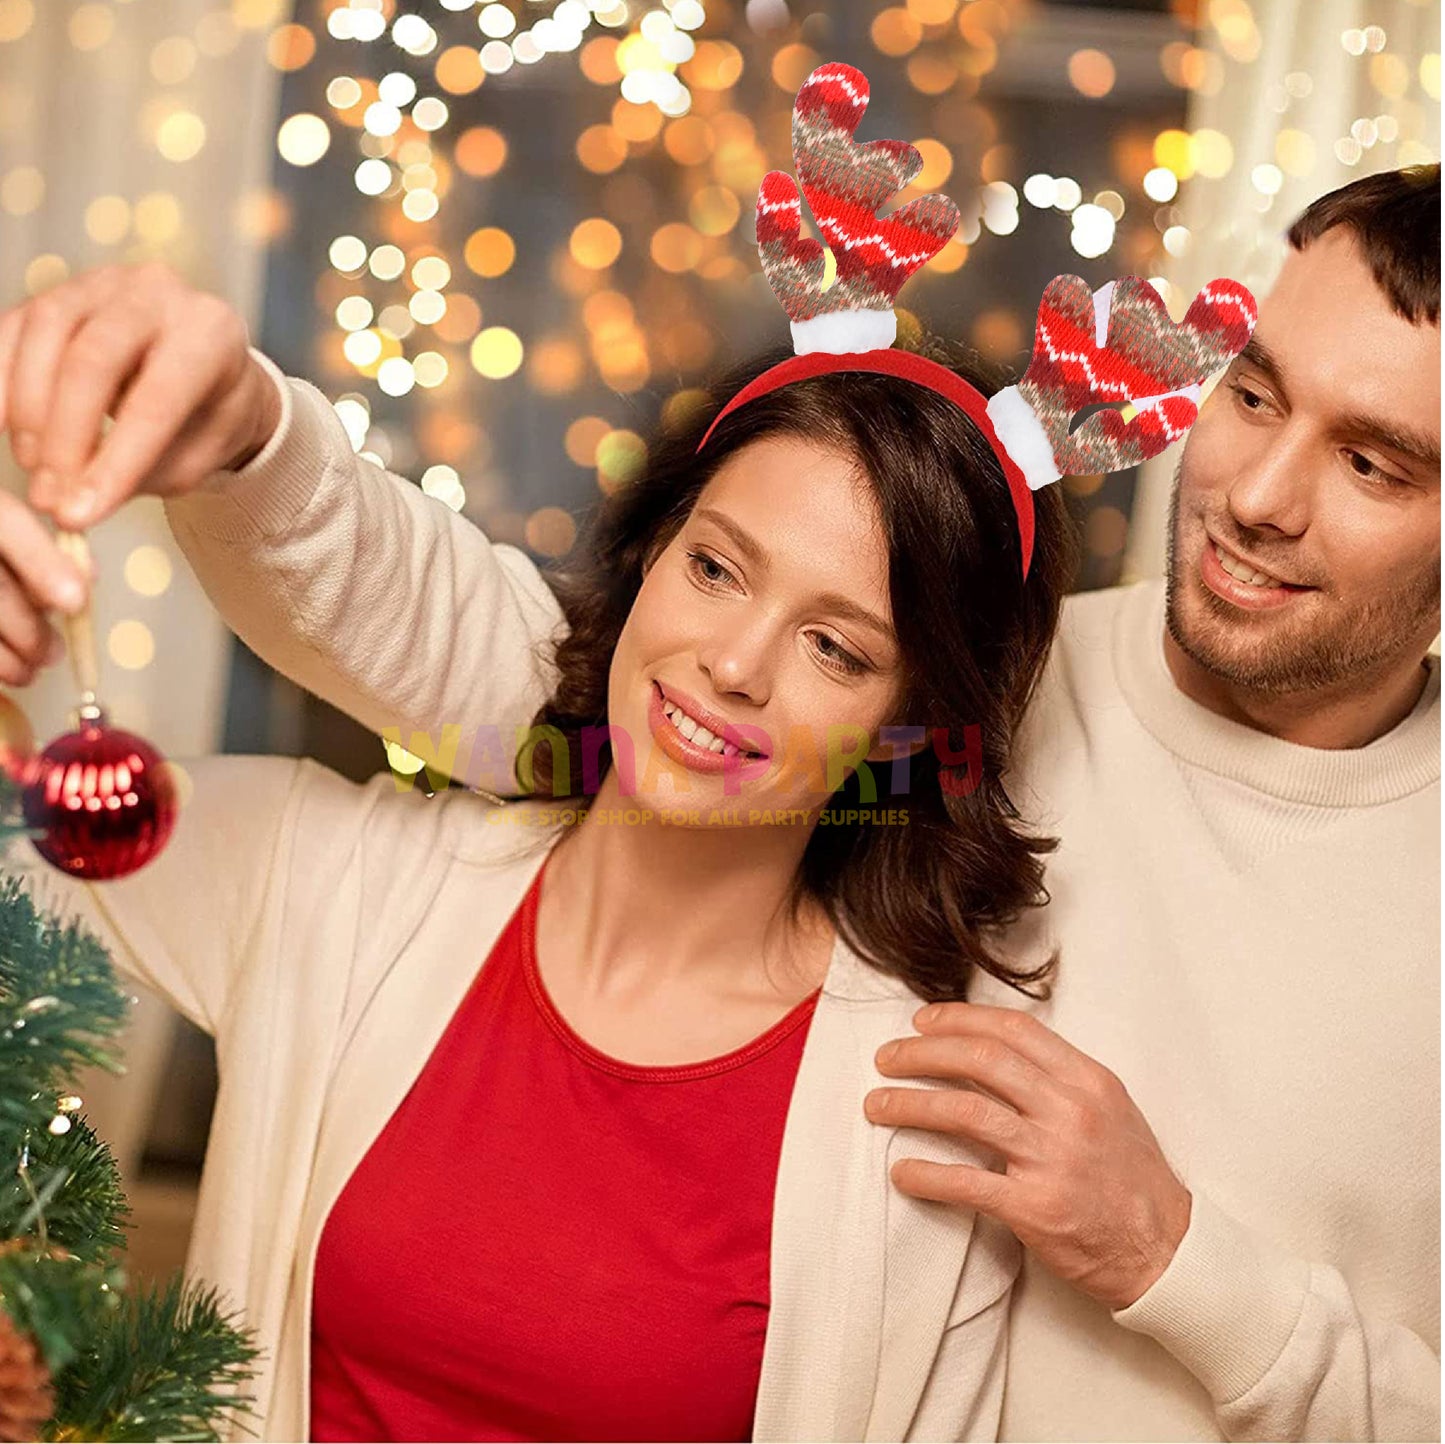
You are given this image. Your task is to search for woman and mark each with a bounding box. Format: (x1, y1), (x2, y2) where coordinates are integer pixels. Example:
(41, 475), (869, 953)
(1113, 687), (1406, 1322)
(5, 302), (1076, 1440)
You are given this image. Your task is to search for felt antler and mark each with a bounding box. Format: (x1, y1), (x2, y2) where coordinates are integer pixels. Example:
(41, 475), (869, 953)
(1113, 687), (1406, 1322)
(725, 56), (1259, 577)
(757, 61), (961, 354)
(987, 275), (1257, 487)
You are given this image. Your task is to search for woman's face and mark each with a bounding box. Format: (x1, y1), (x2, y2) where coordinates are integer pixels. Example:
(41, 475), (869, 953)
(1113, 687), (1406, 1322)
(605, 434), (909, 823)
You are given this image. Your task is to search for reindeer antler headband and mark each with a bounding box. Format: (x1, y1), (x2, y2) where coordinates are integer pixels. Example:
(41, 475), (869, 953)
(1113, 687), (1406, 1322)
(697, 61), (1259, 580)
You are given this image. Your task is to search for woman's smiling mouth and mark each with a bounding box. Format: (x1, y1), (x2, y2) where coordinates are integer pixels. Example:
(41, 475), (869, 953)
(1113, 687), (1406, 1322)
(649, 681), (768, 773)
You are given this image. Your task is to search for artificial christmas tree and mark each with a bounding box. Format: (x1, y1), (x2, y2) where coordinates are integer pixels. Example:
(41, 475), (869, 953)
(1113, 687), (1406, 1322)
(0, 762), (258, 1441)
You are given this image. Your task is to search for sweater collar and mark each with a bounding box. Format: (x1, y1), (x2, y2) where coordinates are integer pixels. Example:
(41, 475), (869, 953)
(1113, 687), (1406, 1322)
(1113, 578), (1440, 807)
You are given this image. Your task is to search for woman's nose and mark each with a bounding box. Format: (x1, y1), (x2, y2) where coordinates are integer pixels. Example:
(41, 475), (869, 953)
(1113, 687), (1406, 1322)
(697, 623), (773, 704)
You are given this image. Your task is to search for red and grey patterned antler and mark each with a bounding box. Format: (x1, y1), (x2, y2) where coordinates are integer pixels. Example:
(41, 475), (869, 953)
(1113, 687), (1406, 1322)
(726, 56), (1259, 577)
(986, 275), (1257, 487)
(757, 62), (960, 353)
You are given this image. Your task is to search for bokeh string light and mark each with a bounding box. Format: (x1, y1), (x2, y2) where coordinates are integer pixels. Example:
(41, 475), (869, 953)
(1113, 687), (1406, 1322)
(288, 0), (738, 524)
(1115, 0), (1438, 584)
(288, 0), (1038, 542)
(1, 0), (1438, 612)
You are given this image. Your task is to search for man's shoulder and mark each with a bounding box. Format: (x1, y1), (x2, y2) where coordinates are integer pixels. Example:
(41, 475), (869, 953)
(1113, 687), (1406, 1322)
(1030, 578), (1158, 709)
(1005, 580), (1158, 805)
(1055, 578), (1155, 653)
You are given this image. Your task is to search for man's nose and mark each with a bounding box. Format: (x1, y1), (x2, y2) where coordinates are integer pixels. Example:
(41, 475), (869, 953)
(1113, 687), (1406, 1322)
(1225, 426), (1315, 537)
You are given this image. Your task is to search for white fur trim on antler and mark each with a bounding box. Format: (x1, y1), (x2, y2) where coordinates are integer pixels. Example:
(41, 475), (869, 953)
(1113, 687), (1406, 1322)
(986, 385), (1062, 491)
(791, 309), (897, 356)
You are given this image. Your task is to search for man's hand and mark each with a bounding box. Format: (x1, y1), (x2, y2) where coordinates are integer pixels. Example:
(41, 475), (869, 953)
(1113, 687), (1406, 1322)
(0, 261), (281, 683)
(864, 1002), (1192, 1311)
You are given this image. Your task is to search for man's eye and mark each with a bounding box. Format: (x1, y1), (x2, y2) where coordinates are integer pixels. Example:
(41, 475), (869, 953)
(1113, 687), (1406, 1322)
(1346, 451), (1407, 488)
(1228, 381), (1267, 411)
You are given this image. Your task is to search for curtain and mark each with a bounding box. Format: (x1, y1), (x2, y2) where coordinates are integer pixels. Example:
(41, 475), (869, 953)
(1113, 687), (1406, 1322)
(0, 0), (290, 1178)
(1123, 0), (1441, 581)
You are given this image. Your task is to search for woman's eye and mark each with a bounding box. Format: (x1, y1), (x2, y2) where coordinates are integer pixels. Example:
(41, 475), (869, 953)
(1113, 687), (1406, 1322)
(686, 550), (734, 587)
(811, 632), (868, 676)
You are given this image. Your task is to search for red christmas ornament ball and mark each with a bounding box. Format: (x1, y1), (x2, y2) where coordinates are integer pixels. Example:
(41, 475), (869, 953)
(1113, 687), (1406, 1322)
(21, 721), (178, 881)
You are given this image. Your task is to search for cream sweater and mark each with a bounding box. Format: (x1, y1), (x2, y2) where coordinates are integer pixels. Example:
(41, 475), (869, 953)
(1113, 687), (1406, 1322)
(974, 582), (1439, 1444)
(156, 354), (1441, 1443)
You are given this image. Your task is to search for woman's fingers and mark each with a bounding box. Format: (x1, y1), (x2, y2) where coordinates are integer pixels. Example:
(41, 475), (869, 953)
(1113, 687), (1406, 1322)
(114, 369), (260, 502)
(0, 634), (46, 690)
(0, 488), (91, 616)
(32, 305), (159, 510)
(58, 319), (245, 529)
(3, 262), (277, 529)
(0, 485), (93, 688)
(0, 560), (68, 686)
(0, 304), (27, 438)
(6, 292), (89, 472)
(3, 267), (125, 473)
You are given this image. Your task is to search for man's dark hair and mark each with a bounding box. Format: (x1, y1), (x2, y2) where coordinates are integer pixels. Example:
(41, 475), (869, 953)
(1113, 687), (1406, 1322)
(1287, 163), (1440, 325)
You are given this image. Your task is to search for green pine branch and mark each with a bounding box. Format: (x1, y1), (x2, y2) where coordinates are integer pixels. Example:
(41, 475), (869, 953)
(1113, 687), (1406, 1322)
(47, 1273), (261, 1443)
(0, 848), (260, 1443)
(0, 1114), (130, 1264)
(0, 769), (50, 847)
(0, 1246), (121, 1377)
(0, 876), (129, 1136)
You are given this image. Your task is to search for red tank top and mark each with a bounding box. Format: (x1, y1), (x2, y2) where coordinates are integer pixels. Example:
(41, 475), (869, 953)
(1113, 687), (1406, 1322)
(309, 846), (820, 1442)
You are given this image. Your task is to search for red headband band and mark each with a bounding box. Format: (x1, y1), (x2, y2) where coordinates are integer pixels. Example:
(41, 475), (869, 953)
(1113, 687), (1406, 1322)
(695, 348), (1038, 580)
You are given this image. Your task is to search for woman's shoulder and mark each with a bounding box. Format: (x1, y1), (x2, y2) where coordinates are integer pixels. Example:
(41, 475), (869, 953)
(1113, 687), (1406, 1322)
(171, 755), (559, 889)
(822, 930), (932, 1008)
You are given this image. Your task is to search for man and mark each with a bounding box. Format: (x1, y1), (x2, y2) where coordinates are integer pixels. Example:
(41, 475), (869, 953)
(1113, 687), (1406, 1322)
(865, 166), (1440, 1441)
(0, 167), (1437, 1440)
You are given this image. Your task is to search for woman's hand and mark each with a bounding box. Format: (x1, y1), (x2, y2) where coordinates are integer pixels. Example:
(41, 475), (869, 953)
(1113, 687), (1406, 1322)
(0, 487), (87, 684)
(0, 261), (282, 683)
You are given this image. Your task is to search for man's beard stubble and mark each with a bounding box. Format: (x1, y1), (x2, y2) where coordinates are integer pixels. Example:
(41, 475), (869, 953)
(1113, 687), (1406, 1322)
(1162, 460), (1441, 696)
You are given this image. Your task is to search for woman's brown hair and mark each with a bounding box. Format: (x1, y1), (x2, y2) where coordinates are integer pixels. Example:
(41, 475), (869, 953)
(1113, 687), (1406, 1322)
(517, 336), (1079, 1002)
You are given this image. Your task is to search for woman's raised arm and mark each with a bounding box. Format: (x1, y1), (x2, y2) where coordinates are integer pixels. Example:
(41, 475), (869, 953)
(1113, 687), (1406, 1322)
(163, 352), (566, 795)
(0, 262), (567, 796)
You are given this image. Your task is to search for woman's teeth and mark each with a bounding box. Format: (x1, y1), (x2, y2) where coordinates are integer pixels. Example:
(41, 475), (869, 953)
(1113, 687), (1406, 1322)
(662, 700), (760, 759)
(1215, 542), (1285, 588)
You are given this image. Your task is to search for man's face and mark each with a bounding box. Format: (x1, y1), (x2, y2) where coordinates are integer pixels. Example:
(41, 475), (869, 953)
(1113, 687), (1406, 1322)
(1166, 227), (1440, 694)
